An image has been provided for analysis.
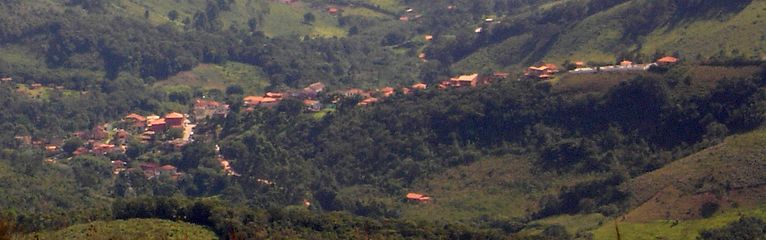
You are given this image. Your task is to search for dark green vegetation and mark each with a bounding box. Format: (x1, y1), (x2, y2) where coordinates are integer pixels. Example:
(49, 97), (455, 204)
(0, 0), (766, 239)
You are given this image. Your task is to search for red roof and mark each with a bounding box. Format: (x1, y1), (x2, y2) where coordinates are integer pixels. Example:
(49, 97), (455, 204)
(265, 92), (284, 98)
(160, 165), (177, 171)
(149, 119), (166, 126)
(303, 99), (319, 106)
(406, 193), (424, 199)
(412, 83), (427, 90)
(657, 56), (679, 63)
(165, 112), (184, 119)
(620, 60), (634, 66)
(125, 113), (146, 122)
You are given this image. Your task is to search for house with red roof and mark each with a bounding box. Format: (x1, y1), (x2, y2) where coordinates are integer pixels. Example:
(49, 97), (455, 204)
(148, 119), (167, 132)
(406, 193), (432, 203)
(449, 73), (480, 87)
(657, 56), (679, 65)
(412, 83), (427, 90)
(164, 112), (185, 127)
(358, 97), (379, 106)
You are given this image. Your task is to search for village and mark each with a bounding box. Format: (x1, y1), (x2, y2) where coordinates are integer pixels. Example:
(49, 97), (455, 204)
(3, 53), (681, 204)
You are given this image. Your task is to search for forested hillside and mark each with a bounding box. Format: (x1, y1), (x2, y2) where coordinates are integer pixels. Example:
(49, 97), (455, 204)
(0, 0), (765, 239)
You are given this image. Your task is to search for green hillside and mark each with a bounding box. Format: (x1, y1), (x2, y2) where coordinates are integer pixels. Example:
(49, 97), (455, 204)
(622, 127), (766, 222)
(18, 219), (217, 240)
(442, 0), (766, 72)
(154, 62), (270, 95)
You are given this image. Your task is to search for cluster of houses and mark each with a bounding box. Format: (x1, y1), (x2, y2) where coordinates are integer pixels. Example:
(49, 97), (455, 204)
(569, 56), (680, 75)
(525, 56), (681, 80)
(243, 82), (326, 111)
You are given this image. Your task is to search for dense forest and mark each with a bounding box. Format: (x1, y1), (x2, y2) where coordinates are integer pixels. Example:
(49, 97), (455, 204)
(0, 0), (765, 239)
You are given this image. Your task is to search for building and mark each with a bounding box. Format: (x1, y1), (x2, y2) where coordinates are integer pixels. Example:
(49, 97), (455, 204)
(0, 76), (11, 83)
(380, 87), (395, 97)
(303, 99), (322, 112)
(449, 73), (480, 87)
(193, 99), (230, 121)
(339, 89), (371, 98)
(412, 83), (427, 90)
(620, 60), (634, 66)
(657, 56), (679, 65)
(424, 35), (433, 41)
(525, 64), (560, 80)
(148, 119), (167, 132)
(125, 113), (147, 128)
(406, 193), (432, 203)
(92, 143), (116, 155)
(111, 160), (127, 175)
(164, 112), (185, 127)
(358, 97), (379, 106)
(305, 82), (326, 94)
(244, 96), (264, 106)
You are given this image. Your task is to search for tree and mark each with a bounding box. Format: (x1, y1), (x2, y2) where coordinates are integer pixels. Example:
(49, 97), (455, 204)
(699, 217), (766, 240)
(168, 10), (179, 21)
(247, 18), (258, 32)
(303, 12), (316, 24)
(62, 138), (84, 154)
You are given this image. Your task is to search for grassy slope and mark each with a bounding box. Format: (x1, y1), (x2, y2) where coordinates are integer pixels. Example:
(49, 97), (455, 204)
(547, 0), (766, 64)
(640, 0), (766, 58)
(592, 206), (766, 240)
(154, 62), (270, 95)
(117, 0), (346, 38)
(581, 126), (766, 239)
(18, 219), (218, 240)
(456, 0), (765, 72)
(623, 127), (766, 213)
(399, 155), (603, 222)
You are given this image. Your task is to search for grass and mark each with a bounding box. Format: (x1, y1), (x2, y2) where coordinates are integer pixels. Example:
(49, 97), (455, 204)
(517, 213), (607, 237)
(155, 62), (270, 95)
(18, 219), (218, 240)
(343, 7), (389, 18)
(591, 206), (766, 240)
(116, 0), (347, 38)
(399, 155), (603, 222)
(640, 1), (766, 59)
(367, 0), (405, 13)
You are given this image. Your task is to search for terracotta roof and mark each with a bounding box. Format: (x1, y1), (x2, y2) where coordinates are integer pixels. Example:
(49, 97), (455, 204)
(406, 193), (424, 199)
(125, 113), (146, 122)
(412, 83), (427, 89)
(160, 165), (177, 171)
(424, 35), (433, 41)
(261, 97), (278, 103)
(244, 96), (264, 104)
(657, 56), (679, 63)
(149, 119), (166, 126)
(574, 61), (586, 66)
(265, 92), (283, 98)
(620, 60), (634, 66)
(303, 99), (320, 106)
(451, 74), (479, 82)
(165, 112), (184, 119)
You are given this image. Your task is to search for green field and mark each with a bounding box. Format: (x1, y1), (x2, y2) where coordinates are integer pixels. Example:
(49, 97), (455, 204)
(592, 207), (766, 240)
(400, 155), (603, 222)
(117, 0), (347, 38)
(155, 62), (270, 95)
(18, 219), (218, 240)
